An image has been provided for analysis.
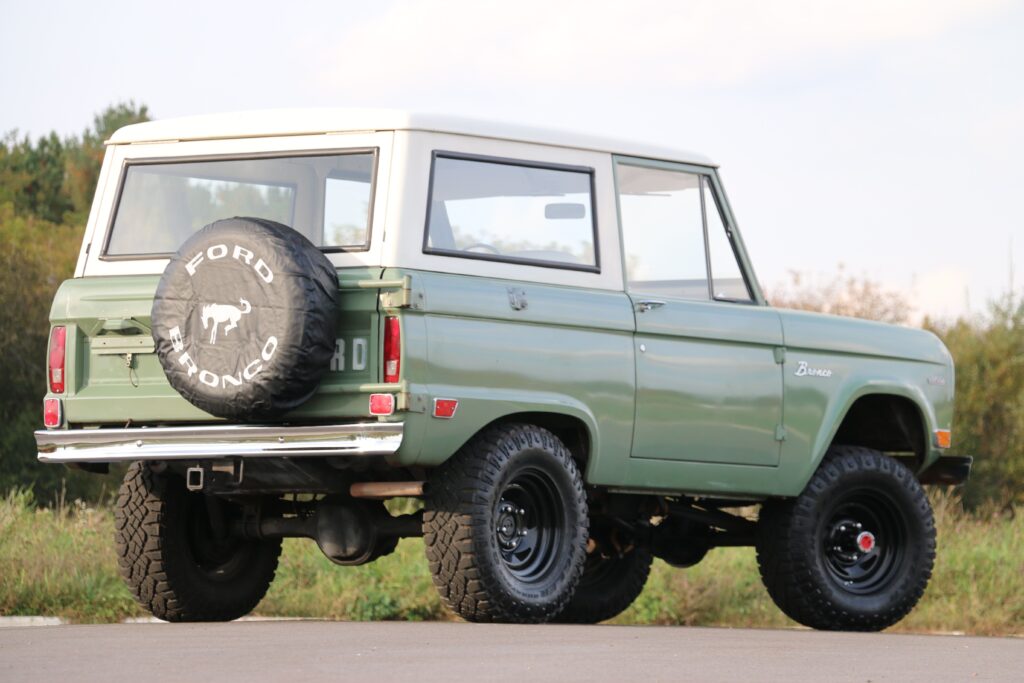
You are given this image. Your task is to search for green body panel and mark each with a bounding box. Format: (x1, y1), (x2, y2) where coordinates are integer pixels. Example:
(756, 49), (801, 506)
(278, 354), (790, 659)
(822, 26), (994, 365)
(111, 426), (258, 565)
(384, 269), (637, 485)
(383, 270), (952, 498)
(48, 267), (955, 499)
(49, 270), (385, 425)
(776, 309), (954, 487)
(629, 298), (783, 467)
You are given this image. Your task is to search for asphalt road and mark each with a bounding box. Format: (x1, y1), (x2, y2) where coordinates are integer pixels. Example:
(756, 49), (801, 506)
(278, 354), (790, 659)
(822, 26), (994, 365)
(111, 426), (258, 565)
(1, 621), (1020, 683)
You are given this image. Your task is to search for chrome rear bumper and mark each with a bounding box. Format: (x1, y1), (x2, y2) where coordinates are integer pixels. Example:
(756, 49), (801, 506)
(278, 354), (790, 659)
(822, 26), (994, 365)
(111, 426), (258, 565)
(35, 422), (403, 463)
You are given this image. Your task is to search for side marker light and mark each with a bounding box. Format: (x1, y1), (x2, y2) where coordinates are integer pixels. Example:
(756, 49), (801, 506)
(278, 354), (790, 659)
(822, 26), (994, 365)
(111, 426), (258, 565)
(433, 398), (458, 419)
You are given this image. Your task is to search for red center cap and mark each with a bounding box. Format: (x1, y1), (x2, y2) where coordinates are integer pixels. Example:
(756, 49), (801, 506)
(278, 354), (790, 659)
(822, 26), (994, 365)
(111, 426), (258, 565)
(856, 531), (876, 552)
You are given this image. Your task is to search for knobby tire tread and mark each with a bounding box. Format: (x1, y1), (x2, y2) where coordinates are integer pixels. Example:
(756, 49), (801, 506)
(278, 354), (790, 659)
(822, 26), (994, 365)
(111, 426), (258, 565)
(755, 445), (936, 631)
(114, 462), (281, 622)
(423, 424), (588, 623)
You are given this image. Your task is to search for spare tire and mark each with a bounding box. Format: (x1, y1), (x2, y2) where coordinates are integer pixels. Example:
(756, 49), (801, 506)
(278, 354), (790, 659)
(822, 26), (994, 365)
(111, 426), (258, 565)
(151, 217), (338, 420)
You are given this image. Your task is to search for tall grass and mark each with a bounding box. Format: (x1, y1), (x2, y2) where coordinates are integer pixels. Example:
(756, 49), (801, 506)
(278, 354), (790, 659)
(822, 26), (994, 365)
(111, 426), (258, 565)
(1, 490), (1020, 634)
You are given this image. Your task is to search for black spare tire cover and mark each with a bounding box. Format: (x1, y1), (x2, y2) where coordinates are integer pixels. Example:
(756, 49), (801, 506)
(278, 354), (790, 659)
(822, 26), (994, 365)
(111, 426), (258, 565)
(152, 217), (339, 420)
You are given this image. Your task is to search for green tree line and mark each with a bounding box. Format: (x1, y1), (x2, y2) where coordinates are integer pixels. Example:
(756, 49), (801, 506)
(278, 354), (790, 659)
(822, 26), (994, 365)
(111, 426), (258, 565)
(0, 103), (149, 502)
(1, 104), (1020, 508)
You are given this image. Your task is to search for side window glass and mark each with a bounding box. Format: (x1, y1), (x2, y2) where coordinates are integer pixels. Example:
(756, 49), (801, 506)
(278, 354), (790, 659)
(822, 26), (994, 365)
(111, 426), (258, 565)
(322, 153), (374, 249)
(323, 175), (371, 248)
(616, 163), (708, 300)
(425, 155), (597, 270)
(703, 179), (752, 302)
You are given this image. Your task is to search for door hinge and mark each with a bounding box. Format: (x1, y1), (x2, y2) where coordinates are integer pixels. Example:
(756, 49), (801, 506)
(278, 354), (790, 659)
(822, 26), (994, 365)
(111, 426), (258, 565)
(775, 424), (787, 442)
(773, 347), (786, 364)
(507, 287), (528, 311)
(342, 275), (423, 310)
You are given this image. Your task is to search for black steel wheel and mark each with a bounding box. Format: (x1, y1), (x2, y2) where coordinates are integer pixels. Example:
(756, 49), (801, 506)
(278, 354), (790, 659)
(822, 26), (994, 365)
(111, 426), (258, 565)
(423, 423), (588, 622)
(756, 445), (936, 631)
(494, 470), (566, 583)
(115, 462), (281, 622)
(821, 492), (905, 595)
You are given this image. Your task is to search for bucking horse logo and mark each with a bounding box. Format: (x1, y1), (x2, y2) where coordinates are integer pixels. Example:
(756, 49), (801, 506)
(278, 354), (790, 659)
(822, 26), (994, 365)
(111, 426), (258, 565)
(201, 299), (251, 344)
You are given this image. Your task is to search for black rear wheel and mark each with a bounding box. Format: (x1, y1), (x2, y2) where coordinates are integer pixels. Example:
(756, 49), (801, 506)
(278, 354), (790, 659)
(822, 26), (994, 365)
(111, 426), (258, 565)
(115, 462), (281, 622)
(423, 424), (588, 623)
(756, 446), (935, 631)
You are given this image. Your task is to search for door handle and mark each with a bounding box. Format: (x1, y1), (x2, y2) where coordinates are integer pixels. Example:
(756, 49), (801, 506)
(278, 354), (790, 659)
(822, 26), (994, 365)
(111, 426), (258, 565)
(635, 300), (666, 313)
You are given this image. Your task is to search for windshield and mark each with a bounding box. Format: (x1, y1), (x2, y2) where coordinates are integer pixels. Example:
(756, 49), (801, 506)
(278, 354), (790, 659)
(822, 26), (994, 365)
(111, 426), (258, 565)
(104, 151), (375, 257)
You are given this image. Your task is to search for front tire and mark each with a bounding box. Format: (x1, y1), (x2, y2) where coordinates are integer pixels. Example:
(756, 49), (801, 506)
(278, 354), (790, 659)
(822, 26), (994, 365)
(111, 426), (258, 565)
(114, 462), (281, 622)
(756, 446), (936, 631)
(423, 424), (588, 622)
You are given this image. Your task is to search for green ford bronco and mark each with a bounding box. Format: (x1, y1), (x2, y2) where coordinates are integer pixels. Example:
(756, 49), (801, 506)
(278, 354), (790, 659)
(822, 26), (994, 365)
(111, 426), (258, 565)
(35, 109), (971, 630)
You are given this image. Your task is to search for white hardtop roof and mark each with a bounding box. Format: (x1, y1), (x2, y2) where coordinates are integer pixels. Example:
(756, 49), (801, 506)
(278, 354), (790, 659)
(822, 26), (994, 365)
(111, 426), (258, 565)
(107, 108), (716, 167)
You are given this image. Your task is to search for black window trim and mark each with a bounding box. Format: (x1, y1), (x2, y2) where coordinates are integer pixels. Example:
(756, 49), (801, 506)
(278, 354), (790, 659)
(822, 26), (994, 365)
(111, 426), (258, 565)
(422, 150), (601, 274)
(700, 176), (755, 304)
(99, 147), (379, 261)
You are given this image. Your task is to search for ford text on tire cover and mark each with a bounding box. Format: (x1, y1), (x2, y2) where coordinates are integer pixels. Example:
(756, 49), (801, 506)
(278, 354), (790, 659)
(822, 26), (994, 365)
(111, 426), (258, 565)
(34, 110), (972, 629)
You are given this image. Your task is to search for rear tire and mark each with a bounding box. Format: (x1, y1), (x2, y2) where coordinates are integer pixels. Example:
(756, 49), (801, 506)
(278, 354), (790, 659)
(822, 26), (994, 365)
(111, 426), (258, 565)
(552, 545), (652, 624)
(114, 462), (281, 622)
(423, 424), (588, 623)
(756, 446), (935, 631)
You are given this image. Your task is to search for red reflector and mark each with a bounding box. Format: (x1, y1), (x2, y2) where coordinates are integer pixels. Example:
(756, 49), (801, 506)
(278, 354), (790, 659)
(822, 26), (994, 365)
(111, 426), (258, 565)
(43, 398), (62, 428)
(48, 326), (67, 393)
(935, 429), (952, 449)
(383, 316), (401, 384)
(369, 393), (395, 416)
(433, 398), (458, 419)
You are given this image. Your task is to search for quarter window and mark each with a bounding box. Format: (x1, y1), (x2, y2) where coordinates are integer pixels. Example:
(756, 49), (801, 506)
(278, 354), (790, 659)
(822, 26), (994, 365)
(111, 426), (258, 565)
(704, 181), (752, 301)
(425, 154), (597, 270)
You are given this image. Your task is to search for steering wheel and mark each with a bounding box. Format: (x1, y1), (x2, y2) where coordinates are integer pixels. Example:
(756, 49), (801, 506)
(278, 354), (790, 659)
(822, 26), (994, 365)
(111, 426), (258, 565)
(463, 242), (501, 254)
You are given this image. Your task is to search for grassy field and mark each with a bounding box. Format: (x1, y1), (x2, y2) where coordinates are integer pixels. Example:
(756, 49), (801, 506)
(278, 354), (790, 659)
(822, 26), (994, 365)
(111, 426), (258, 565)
(1, 489), (1021, 635)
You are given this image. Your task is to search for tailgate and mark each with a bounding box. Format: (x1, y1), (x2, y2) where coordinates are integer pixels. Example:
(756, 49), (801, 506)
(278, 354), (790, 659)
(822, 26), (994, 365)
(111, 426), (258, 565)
(51, 268), (386, 425)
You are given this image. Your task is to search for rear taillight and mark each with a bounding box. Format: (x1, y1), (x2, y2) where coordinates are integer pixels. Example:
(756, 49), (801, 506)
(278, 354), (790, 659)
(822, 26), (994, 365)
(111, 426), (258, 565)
(48, 326), (67, 394)
(43, 398), (62, 428)
(383, 316), (400, 383)
(369, 393), (395, 416)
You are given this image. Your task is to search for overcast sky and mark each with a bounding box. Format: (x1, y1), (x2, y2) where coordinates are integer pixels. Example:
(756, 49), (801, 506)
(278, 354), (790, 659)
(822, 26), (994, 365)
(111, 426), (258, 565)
(2, 0), (1022, 320)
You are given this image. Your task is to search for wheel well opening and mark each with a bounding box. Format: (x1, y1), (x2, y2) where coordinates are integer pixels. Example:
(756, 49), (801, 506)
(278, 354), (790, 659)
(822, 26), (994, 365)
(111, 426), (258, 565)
(490, 412), (591, 475)
(832, 394), (927, 464)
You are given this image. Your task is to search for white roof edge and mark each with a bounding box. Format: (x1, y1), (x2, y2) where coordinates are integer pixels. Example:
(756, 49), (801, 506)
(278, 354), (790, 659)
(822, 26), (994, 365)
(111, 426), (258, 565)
(106, 108), (717, 167)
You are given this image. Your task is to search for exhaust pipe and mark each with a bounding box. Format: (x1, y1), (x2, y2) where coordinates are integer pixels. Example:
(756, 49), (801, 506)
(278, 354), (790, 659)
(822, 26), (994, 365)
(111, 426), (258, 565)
(349, 481), (425, 499)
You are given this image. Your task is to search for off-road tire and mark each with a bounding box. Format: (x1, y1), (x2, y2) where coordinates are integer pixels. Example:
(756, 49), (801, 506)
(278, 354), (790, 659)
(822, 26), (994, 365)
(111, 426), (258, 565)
(114, 462), (281, 622)
(552, 546), (653, 623)
(423, 424), (588, 623)
(756, 445), (936, 631)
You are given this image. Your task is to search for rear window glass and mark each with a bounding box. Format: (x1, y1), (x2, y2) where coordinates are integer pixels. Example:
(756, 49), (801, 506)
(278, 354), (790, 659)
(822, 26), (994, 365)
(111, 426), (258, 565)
(425, 154), (598, 271)
(105, 151), (375, 257)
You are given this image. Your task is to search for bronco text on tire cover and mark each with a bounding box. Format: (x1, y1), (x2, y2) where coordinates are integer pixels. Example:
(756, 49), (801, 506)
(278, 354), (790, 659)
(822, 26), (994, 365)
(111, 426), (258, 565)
(151, 217), (339, 420)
